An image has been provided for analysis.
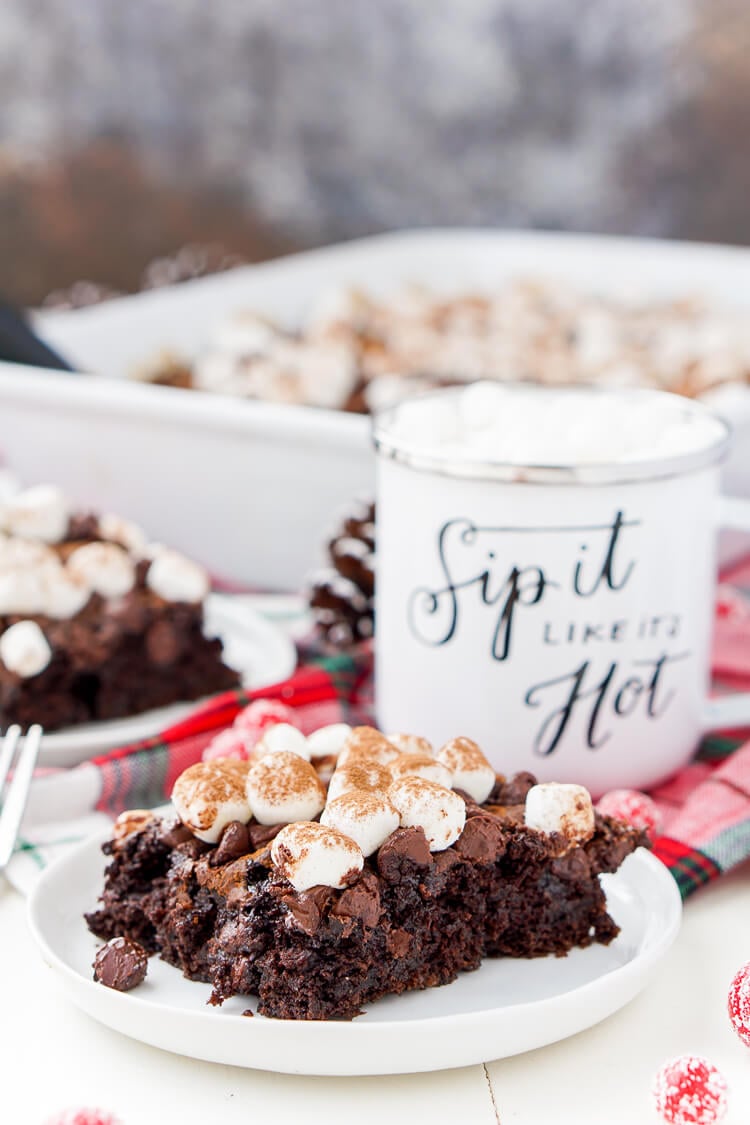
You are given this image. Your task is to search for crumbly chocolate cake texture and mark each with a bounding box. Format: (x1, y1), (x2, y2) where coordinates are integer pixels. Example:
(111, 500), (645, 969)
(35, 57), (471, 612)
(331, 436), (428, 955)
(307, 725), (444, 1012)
(0, 483), (239, 730)
(86, 725), (647, 1020)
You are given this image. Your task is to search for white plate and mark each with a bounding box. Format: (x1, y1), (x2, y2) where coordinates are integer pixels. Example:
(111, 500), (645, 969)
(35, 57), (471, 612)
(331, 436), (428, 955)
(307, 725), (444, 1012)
(28, 836), (681, 1076)
(35, 594), (296, 768)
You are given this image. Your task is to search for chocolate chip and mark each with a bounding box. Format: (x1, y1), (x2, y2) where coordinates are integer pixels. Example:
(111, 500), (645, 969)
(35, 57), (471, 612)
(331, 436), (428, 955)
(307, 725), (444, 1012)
(331, 872), (381, 929)
(93, 936), (148, 992)
(377, 827), (432, 883)
(145, 619), (181, 665)
(493, 771), (537, 805)
(160, 819), (195, 848)
(209, 821), (251, 866)
(249, 822), (285, 850)
(454, 815), (507, 862)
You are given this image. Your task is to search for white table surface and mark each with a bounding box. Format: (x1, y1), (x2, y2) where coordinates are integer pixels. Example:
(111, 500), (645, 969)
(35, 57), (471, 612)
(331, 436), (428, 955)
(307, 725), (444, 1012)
(2, 862), (750, 1125)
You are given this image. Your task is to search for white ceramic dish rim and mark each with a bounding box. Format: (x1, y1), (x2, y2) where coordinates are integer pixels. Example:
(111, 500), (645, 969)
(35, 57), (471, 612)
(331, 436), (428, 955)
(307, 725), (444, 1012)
(28, 837), (682, 1075)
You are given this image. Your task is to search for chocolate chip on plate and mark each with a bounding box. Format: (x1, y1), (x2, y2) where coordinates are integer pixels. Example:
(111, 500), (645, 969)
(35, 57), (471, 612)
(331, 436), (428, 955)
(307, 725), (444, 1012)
(93, 936), (148, 992)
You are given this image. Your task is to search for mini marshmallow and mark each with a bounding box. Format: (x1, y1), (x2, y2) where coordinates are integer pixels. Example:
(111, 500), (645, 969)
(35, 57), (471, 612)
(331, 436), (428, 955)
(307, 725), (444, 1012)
(271, 821), (364, 891)
(67, 542), (136, 598)
(306, 723), (352, 760)
(389, 752), (452, 788)
(389, 776), (466, 852)
(147, 549), (210, 603)
(326, 760), (393, 803)
(386, 733), (434, 756)
(524, 783), (595, 845)
(0, 620), (52, 678)
(0, 538), (54, 570)
(42, 565), (92, 618)
(112, 809), (155, 844)
(321, 791), (400, 856)
(98, 513), (148, 556)
(2, 485), (69, 543)
(171, 759), (251, 843)
(0, 570), (47, 616)
(337, 727), (401, 768)
(437, 737), (496, 804)
(246, 751), (326, 825)
(254, 722), (311, 761)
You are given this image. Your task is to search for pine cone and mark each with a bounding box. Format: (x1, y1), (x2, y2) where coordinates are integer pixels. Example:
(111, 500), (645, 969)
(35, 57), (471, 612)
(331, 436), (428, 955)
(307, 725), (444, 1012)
(308, 500), (375, 646)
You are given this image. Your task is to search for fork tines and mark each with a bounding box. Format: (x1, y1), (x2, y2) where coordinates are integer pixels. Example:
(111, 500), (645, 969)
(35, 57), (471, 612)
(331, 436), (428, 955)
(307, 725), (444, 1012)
(0, 724), (43, 870)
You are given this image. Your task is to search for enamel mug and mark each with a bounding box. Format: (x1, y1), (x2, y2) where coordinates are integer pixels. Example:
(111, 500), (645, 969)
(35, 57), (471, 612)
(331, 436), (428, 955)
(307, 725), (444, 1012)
(374, 385), (750, 796)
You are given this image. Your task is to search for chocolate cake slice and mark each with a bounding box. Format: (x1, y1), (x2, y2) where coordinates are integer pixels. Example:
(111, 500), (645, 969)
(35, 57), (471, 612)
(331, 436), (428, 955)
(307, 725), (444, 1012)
(86, 725), (646, 1020)
(0, 484), (239, 730)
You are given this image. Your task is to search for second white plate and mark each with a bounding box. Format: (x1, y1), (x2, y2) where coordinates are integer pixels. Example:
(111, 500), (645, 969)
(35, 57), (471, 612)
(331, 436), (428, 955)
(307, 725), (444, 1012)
(36, 594), (297, 768)
(29, 836), (681, 1076)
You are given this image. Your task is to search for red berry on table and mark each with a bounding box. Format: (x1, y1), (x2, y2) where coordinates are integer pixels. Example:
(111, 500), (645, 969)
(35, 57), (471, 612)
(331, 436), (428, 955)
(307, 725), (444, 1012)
(728, 960), (750, 1048)
(652, 1055), (728, 1125)
(202, 726), (255, 761)
(596, 788), (661, 837)
(45, 1111), (122, 1125)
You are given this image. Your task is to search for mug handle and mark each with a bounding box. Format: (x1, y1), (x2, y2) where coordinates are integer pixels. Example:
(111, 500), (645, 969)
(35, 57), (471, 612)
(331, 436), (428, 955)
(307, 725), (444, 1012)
(702, 495), (750, 733)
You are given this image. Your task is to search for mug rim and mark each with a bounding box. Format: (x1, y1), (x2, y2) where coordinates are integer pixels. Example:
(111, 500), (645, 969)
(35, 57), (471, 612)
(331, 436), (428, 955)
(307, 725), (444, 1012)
(372, 383), (732, 486)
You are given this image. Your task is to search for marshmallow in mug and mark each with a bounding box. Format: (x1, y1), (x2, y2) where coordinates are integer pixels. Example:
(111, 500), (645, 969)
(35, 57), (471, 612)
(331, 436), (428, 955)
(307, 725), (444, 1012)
(389, 382), (727, 467)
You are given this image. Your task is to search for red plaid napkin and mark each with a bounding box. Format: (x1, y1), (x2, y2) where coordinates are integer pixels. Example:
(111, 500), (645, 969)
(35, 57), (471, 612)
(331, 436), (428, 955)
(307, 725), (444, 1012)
(80, 566), (750, 901)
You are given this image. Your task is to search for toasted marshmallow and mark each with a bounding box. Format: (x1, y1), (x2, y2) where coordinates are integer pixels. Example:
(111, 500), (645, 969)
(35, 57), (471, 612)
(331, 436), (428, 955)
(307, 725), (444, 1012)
(171, 759), (251, 843)
(524, 783), (595, 845)
(271, 821), (363, 891)
(326, 760), (393, 803)
(337, 726), (400, 768)
(3, 485), (69, 543)
(0, 620), (52, 678)
(254, 722), (311, 761)
(246, 751), (326, 825)
(112, 809), (155, 844)
(147, 549), (210, 603)
(306, 722), (352, 760)
(389, 752), (452, 788)
(321, 791), (399, 856)
(98, 513), (148, 556)
(388, 776), (466, 852)
(437, 737), (496, 804)
(67, 542), (136, 598)
(386, 733), (434, 756)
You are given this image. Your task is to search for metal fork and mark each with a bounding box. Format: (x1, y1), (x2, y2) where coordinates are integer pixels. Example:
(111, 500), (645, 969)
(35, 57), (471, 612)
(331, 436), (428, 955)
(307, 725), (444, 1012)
(0, 724), (43, 871)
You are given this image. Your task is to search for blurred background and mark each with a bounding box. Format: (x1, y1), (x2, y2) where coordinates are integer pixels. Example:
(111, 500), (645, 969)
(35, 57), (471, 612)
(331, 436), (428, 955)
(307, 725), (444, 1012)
(1, 0), (748, 307)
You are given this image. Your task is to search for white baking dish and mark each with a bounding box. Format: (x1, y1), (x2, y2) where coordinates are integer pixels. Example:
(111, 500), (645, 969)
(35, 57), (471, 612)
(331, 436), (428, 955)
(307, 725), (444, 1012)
(0, 229), (747, 587)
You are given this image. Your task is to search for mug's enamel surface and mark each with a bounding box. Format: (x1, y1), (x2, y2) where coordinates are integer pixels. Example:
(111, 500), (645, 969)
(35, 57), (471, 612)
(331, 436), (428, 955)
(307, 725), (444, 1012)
(375, 417), (720, 795)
